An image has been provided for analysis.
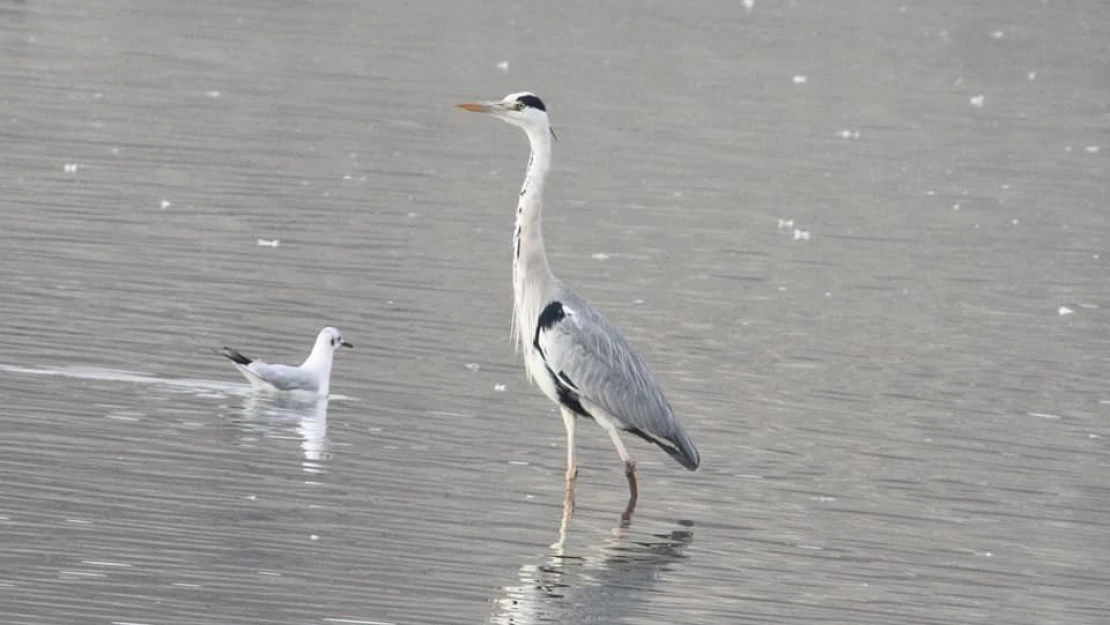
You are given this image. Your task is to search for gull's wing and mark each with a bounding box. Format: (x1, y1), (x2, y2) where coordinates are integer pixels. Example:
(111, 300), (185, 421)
(218, 347), (319, 393)
(245, 362), (321, 392)
(533, 295), (700, 470)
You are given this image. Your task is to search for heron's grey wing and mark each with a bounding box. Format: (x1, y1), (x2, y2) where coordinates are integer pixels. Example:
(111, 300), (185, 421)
(247, 362), (320, 392)
(534, 300), (700, 470)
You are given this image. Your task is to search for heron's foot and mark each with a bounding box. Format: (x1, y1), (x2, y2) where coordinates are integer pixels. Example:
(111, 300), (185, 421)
(620, 460), (638, 527)
(552, 488), (576, 551)
(562, 468), (577, 510)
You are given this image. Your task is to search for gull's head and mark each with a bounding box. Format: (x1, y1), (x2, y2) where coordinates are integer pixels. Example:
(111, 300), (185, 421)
(318, 327), (353, 353)
(457, 91), (555, 138)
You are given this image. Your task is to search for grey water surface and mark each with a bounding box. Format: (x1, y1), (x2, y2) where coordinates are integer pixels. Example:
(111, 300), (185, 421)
(1, 0), (1108, 623)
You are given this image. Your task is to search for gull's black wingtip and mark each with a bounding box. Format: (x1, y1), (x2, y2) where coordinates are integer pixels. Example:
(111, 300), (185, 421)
(217, 347), (253, 366)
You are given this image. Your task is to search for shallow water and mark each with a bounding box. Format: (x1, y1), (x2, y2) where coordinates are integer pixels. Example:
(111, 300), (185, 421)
(1, 0), (1108, 623)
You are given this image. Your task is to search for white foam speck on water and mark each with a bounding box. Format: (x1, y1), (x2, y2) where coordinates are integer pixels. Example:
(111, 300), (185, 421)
(970, 95), (985, 107)
(63, 163), (79, 173)
(1028, 412), (1063, 420)
(1057, 306), (1075, 316)
(991, 30), (1004, 39)
(742, 0), (754, 10)
(310, 534), (319, 541)
(1085, 145), (1099, 153)
(836, 129), (860, 139)
(493, 384), (506, 392)
(777, 218), (794, 229)
(465, 363), (480, 372)
(205, 90), (221, 98)
(257, 238), (280, 247)
(324, 619), (397, 625)
(792, 228), (810, 241)
(497, 60), (509, 72)
(591, 252), (610, 260)
(82, 561), (132, 567)
(160, 199), (171, 209)
(792, 75), (807, 84)
(1027, 70), (1037, 81)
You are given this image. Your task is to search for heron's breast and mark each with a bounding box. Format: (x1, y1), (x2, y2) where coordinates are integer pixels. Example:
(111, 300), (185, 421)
(523, 348), (560, 403)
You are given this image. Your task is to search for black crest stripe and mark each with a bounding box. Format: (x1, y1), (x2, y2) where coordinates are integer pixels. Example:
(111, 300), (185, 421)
(516, 94), (547, 112)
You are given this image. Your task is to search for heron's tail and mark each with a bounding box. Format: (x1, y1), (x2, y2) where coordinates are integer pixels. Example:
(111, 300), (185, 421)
(662, 429), (700, 471)
(629, 424), (701, 471)
(217, 347), (253, 366)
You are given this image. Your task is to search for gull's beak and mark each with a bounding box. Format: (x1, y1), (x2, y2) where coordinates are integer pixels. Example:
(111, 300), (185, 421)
(456, 101), (503, 114)
(341, 340), (353, 349)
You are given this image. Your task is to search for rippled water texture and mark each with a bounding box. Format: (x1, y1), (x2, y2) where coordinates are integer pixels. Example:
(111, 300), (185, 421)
(1, 0), (1108, 623)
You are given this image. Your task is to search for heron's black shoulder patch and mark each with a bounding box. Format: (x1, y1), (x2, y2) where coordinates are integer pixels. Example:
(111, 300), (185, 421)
(533, 301), (566, 357)
(536, 301), (565, 331)
(516, 94), (547, 112)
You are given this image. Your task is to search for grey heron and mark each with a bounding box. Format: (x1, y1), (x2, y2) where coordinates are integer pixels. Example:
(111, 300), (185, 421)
(218, 326), (352, 396)
(458, 92), (700, 521)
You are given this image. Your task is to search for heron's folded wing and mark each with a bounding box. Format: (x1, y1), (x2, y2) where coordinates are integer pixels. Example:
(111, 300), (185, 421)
(534, 302), (694, 457)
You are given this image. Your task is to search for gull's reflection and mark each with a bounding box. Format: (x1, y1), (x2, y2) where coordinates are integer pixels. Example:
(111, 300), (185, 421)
(488, 515), (694, 625)
(234, 393), (331, 473)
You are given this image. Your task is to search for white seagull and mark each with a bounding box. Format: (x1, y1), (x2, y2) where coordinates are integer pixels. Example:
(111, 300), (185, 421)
(217, 327), (352, 396)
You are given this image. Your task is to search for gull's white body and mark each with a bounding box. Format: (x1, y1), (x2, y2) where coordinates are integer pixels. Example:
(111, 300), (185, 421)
(218, 327), (351, 397)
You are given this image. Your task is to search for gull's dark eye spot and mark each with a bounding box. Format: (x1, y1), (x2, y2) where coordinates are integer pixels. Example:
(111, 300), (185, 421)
(513, 102), (525, 111)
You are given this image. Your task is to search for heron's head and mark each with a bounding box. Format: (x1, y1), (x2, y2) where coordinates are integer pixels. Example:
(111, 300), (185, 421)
(318, 327), (353, 352)
(457, 91), (555, 139)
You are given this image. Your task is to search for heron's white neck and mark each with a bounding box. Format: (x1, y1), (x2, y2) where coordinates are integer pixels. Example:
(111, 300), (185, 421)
(512, 126), (556, 354)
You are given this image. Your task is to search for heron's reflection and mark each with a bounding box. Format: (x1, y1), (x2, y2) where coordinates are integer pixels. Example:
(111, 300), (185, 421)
(488, 509), (694, 625)
(233, 393), (331, 473)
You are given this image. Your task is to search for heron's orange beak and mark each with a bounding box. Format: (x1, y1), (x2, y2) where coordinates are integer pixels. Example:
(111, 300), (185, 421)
(456, 102), (499, 113)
